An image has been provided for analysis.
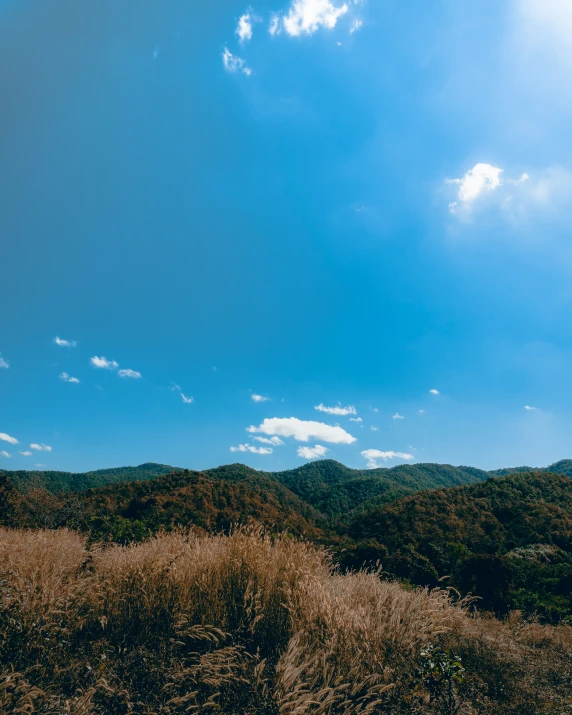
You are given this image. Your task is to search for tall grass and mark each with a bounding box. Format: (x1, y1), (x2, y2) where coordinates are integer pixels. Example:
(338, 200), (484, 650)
(0, 526), (570, 714)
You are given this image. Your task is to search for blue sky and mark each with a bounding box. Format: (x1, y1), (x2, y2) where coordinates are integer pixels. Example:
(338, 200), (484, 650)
(2, 0), (572, 472)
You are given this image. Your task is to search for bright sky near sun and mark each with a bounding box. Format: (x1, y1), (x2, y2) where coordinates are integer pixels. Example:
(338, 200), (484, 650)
(2, 0), (572, 472)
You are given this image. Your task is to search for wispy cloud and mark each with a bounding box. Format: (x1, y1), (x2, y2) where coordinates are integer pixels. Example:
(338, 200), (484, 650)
(297, 444), (329, 459)
(370, 426), (378, 431)
(392, 413), (405, 420)
(0, 451), (11, 458)
(349, 18), (362, 34)
(60, 372), (80, 384)
(254, 436), (284, 445)
(19, 451), (32, 456)
(118, 369), (142, 379)
(236, 11), (255, 43)
(181, 393), (194, 404)
(90, 356), (119, 370)
(54, 336), (77, 347)
(248, 417), (356, 444)
(429, 389), (440, 395)
(222, 47), (252, 76)
(0, 433), (18, 445)
(252, 393), (270, 402)
(349, 417), (362, 423)
(361, 449), (414, 468)
(269, 13), (281, 35)
(0, 354), (9, 369)
(282, 0), (349, 37)
(30, 443), (52, 452)
(446, 163), (503, 213)
(314, 403), (357, 416)
(34, 464), (46, 468)
(524, 405), (538, 411)
(230, 443), (273, 454)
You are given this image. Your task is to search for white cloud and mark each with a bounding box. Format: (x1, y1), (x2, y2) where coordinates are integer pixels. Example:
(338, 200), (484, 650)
(282, 0), (349, 37)
(314, 403), (357, 416)
(349, 417), (362, 423)
(60, 372), (80, 384)
(118, 369), (142, 379)
(371, 407), (379, 413)
(0, 433), (18, 445)
(269, 13), (281, 35)
(429, 389), (440, 395)
(361, 449), (414, 468)
(181, 393), (194, 404)
(349, 18), (362, 34)
(0, 355), (9, 369)
(222, 47), (252, 76)
(254, 436), (284, 446)
(236, 12), (253, 42)
(446, 163), (503, 210)
(19, 451), (32, 456)
(230, 443), (273, 455)
(392, 413), (405, 420)
(252, 393), (270, 402)
(54, 336), (77, 347)
(91, 356), (119, 370)
(30, 443), (52, 452)
(419, 409), (425, 414)
(247, 417), (356, 444)
(0, 451), (11, 458)
(370, 426), (378, 431)
(297, 444), (329, 459)
(524, 405), (537, 410)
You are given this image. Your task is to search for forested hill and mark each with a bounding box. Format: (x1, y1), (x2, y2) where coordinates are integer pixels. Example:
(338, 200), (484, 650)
(273, 460), (490, 516)
(341, 471), (572, 620)
(2, 462), (177, 493)
(491, 459), (572, 478)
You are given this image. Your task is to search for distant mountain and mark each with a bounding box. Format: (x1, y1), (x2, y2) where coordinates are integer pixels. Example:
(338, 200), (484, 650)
(2, 462), (176, 493)
(272, 459), (491, 517)
(490, 459), (572, 478)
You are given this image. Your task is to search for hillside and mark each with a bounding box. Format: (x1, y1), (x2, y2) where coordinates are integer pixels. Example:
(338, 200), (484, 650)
(342, 472), (572, 619)
(490, 459), (572, 478)
(5, 467), (323, 542)
(272, 459), (491, 517)
(2, 462), (176, 493)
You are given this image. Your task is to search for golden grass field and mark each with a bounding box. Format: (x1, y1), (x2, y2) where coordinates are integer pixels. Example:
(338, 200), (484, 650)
(0, 526), (570, 714)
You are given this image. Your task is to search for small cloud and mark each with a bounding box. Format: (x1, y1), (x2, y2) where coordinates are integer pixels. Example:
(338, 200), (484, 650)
(297, 444), (329, 459)
(371, 407), (379, 413)
(118, 369), (142, 379)
(446, 163), (503, 210)
(429, 389), (440, 395)
(392, 413), (405, 420)
(153, 44), (160, 59)
(181, 393), (194, 404)
(361, 449), (414, 468)
(30, 443), (52, 452)
(247, 417), (356, 444)
(0, 451), (11, 458)
(19, 451), (32, 456)
(282, 0), (349, 36)
(171, 383), (182, 392)
(54, 336), (77, 347)
(60, 372), (80, 384)
(0, 354), (9, 369)
(524, 405), (538, 411)
(269, 13), (281, 35)
(252, 393), (270, 402)
(418, 409), (425, 414)
(254, 436), (284, 446)
(34, 464), (46, 468)
(370, 426), (378, 431)
(230, 443), (272, 455)
(91, 356), (119, 370)
(349, 417), (362, 423)
(315, 403), (357, 416)
(236, 11), (254, 43)
(0, 433), (18, 445)
(222, 47), (252, 76)
(349, 18), (363, 34)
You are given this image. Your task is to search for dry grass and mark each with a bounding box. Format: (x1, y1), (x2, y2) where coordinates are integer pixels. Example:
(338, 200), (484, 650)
(0, 526), (570, 714)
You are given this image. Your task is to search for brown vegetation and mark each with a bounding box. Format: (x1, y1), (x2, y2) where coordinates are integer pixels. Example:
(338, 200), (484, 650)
(0, 526), (571, 714)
